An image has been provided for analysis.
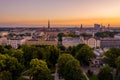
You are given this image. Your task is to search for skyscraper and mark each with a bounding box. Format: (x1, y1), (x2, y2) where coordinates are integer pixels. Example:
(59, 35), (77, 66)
(94, 24), (101, 30)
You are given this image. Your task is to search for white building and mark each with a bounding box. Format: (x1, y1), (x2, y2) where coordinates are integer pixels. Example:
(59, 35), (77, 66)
(8, 39), (26, 49)
(0, 37), (8, 45)
(25, 33), (58, 46)
(114, 34), (120, 39)
(62, 37), (84, 47)
(100, 38), (120, 48)
(84, 38), (100, 48)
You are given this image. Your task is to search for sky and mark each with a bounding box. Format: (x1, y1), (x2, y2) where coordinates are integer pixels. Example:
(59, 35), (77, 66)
(0, 0), (120, 27)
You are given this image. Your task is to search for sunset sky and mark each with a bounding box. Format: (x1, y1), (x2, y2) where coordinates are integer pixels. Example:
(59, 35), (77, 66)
(0, 0), (120, 27)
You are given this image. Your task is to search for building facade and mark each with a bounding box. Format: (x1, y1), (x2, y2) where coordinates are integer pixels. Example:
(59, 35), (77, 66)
(8, 39), (26, 49)
(100, 38), (120, 48)
(114, 34), (120, 39)
(62, 37), (84, 47)
(84, 38), (100, 48)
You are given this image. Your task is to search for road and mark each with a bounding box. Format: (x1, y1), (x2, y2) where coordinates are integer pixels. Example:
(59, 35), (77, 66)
(54, 64), (59, 80)
(82, 66), (100, 74)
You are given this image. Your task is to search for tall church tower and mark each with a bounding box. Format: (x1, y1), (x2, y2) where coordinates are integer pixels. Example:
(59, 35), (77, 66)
(80, 24), (83, 29)
(48, 20), (50, 28)
(108, 24), (110, 29)
(80, 24), (83, 31)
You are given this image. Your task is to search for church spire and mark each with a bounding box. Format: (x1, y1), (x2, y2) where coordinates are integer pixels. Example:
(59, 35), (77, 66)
(48, 20), (50, 28)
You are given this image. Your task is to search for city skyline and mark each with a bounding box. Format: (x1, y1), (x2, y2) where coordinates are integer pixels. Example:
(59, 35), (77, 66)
(0, 0), (120, 27)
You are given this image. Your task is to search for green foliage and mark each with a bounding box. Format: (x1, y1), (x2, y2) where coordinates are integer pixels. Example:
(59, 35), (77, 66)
(20, 45), (37, 67)
(32, 47), (47, 59)
(29, 58), (52, 80)
(67, 46), (77, 56)
(98, 65), (113, 80)
(3, 44), (120, 80)
(0, 71), (12, 80)
(68, 33), (79, 37)
(58, 54), (74, 76)
(57, 33), (65, 41)
(17, 77), (28, 80)
(75, 45), (96, 66)
(58, 45), (66, 51)
(116, 56), (120, 71)
(47, 46), (60, 68)
(20, 45), (60, 69)
(87, 69), (93, 76)
(64, 59), (83, 80)
(88, 74), (98, 80)
(95, 31), (119, 38)
(115, 56), (120, 80)
(0, 45), (7, 54)
(4, 45), (12, 50)
(80, 33), (92, 37)
(0, 54), (24, 80)
(58, 54), (85, 80)
(67, 44), (85, 57)
(7, 49), (24, 64)
(103, 48), (120, 68)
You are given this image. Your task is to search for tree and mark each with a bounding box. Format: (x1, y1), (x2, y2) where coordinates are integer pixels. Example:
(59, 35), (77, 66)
(32, 47), (46, 60)
(80, 33), (92, 37)
(48, 46), (60, 68)
(4, 45), (12, 50)
(67, 44), (85, 57)
(75, 45), (96, 66)
(57, 33), (65, 41)
(29, 58), (52, 80)
(116, 56), (120, 72)
(98, 65), (113, 80)
(0, 45), (6, 54)
(68, 33), (79, 37)
(95, 31), (119, 38)
(20, 45), (36, 67)
(103, 48), (120, 68)
(64, 59), (83, 80)
(68, 46), (77, 57)
(115, 56), (120, 80)
(58, 54), (74, 77)
(58, 45), (66, 52)
(0, 54), (24, 80)
(0, 71), (12, 80)
(8, 49), (24, 64)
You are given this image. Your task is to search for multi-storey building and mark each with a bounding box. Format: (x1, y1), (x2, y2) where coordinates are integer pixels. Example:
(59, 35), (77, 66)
(62, 37), (84, 47)
(100, 38), (120, 48)
(84, 37), (100, 48)
(114, 34), (120, 39)
(26, 36), (58, 46)
(8, 38), (26, 49)
(0, 37), (8, 45)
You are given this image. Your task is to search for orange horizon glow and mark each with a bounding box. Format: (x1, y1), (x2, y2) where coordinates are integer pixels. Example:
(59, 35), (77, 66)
(0, 17), (120, 27)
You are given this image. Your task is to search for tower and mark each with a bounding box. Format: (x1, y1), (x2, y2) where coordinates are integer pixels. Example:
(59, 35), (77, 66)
(48, 20), (50, 28)
(108, 24), (110, 29)
(80, 24), (83, 29)
(80, 24), (83, 31)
